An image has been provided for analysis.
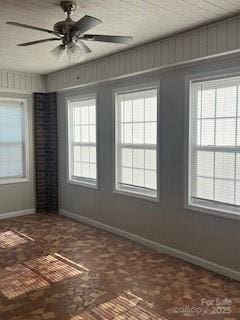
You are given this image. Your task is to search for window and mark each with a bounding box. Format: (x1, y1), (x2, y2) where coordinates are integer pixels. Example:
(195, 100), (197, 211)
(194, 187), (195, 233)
(115, 86), (159, 199)
(188, 75), (240, 216)
(0, 98), (28, 184)
(67, 96), (97, 187)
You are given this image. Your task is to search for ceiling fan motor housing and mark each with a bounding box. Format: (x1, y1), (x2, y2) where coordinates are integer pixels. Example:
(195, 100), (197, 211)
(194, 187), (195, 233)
(54, 19), (75, 35)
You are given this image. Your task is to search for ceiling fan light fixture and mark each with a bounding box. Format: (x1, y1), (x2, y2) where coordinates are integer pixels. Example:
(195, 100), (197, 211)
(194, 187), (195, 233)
(67, 43), (87, 59)
(50, 44), (66, 60)
(75, 40), (92, 54)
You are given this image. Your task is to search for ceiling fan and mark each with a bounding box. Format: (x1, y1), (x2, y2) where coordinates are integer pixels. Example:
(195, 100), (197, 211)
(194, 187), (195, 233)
(6, 1), (133, 59)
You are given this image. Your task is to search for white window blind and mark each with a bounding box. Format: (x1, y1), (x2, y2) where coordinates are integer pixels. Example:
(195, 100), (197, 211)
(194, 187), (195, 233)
(0, 99), (27, 182)
(189, 76), (240, 215)
(115, 87), (158, 199)
(68, 96), (97, 187)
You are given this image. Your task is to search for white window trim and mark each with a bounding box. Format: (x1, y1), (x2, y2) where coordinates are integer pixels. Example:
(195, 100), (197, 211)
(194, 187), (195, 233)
(184, 69), (240, 221)
(66, 94), (99, 189)
(113, 82), (160, 202)
(0, 97), (29, 185)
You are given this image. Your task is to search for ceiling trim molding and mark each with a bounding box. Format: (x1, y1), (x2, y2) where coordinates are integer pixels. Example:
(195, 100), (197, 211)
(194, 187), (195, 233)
(0, 70), (45, 94)
(46, 14), (240, 92)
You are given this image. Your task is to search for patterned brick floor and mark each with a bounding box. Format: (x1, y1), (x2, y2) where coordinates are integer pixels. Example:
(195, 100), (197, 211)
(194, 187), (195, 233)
(0, 213), (239, 320)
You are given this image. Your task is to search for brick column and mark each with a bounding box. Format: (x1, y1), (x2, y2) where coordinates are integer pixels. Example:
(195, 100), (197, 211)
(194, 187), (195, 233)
(34, 92), (58, 213)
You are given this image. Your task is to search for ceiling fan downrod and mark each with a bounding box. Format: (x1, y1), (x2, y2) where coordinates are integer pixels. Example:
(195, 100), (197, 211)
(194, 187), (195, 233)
(60, 1), (76, 17)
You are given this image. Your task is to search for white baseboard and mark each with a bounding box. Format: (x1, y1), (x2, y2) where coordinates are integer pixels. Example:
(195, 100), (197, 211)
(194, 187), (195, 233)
(60, 209), (240, 282)
(0, 209), (35, 220)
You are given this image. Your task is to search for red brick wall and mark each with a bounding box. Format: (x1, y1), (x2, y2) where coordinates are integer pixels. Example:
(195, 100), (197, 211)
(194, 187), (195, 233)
(34, 93), (58, 213)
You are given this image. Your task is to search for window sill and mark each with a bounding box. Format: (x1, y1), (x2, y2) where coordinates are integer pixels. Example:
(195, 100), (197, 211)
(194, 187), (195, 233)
(113, 188), (159, 203)
(67, 179), (98, 190)
(0, 178), (29, 185)
(185, 203), (240, 222)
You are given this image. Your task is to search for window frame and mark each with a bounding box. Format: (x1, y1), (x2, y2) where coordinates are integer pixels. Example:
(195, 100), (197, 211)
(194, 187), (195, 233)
(113, 83), (160, 202)
(0, 97), (29, 185)
(66, 94), (98, 189)
(185, 69), (240, 221)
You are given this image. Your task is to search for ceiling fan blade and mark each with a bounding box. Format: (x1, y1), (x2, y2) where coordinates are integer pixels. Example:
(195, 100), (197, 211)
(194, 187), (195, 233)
(71, 15), (102, 36)
(18, 38), (60, 47)
(76, 40), (91, 54)
(50, 44), (66, 60)
(6, 22), (60, 37)
(81, 34), (133, 44)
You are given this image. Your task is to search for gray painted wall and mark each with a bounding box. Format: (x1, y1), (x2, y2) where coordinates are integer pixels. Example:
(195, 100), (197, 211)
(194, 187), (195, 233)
(58, 54), (240, 272)
(0, 93), (35, 214)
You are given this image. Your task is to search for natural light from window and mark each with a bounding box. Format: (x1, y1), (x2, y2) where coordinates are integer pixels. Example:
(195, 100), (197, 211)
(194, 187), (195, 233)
(115, 87), (158, 199)
(189, 75), (240, 216)
(68, 96), (97, 187)
(0, 99), (28, 183)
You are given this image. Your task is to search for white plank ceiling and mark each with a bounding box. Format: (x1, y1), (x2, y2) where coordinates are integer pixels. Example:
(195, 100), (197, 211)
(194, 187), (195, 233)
(1, 0), (240, 74)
